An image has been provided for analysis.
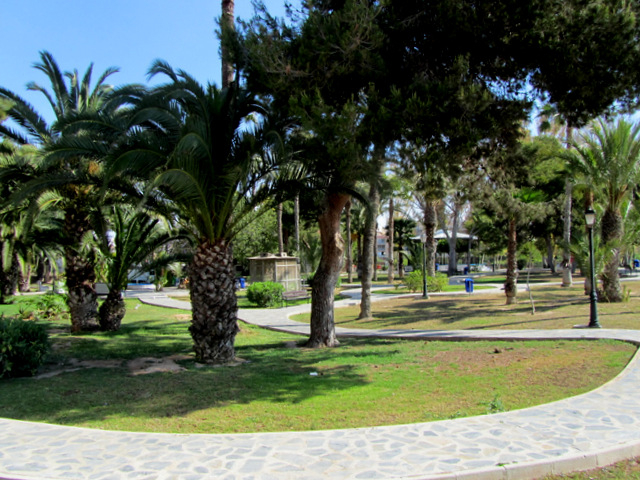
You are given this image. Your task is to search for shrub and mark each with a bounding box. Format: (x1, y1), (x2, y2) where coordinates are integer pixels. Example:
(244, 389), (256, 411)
(404, 270), (424, 292)
(0, 316), (50, 378)
(23, 293), (69, 321)
(427, 273), (448, 293)
(246, 282), (284, 308)
(404, 271), (448, 293)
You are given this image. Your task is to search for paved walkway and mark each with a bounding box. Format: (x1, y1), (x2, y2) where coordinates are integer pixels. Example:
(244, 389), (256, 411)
(2, 287), (640, 479)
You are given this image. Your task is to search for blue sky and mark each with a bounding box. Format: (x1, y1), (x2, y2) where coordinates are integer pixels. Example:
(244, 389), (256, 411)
(1, 1), (296, 123)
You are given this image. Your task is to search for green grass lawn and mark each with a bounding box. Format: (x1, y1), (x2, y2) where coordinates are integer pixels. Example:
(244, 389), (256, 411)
(292, 280), (640, 330)
(542, 457), (640, 479)
(0, 298), (636, 435)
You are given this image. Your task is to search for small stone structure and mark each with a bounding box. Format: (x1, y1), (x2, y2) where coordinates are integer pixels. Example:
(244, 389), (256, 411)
(248, 253), (302, 291)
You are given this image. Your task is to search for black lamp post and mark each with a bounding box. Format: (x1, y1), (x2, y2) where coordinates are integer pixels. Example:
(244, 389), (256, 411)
(585, 208), (601, 328)
(421, 232), (428, 299)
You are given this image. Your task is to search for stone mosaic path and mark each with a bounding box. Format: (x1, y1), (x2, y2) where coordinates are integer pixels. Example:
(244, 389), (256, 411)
(2, 288), (640, 479)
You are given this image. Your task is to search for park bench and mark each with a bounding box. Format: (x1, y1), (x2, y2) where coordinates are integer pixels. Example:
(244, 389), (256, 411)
(282, 289), (311, 307)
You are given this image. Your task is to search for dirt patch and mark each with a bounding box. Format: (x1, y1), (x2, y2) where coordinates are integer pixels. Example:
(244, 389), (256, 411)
(127, 355), (191, 376)
(429, 346), (531, 369)
(35, 354), (192, 379)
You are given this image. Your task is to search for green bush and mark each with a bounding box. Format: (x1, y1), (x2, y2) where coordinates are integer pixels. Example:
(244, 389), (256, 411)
(404, 271), (448, 293)
(246, 282), (284, 308)
(404, 270), (424, 292)
(23, 293), (69, 321)
(427, 273), (448, 293)
(0, 316), (50, 378)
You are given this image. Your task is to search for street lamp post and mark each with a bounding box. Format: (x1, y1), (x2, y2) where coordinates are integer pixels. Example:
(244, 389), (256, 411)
(421, 232), (428, 299)
(585, 208), (601, 328)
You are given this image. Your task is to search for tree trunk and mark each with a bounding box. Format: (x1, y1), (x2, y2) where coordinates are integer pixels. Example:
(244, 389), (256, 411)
(65, 244), (100, 332)
(545, 234), (556, 274)
(447, 211), (459, 276)
(424, 200), (437, 277)
(294, 194), (300, 254)
(307, 192), (350, 348)
(345, 200), (353, 283)
(600, 208), (623, 302)
(359, 181), (381, 320)
(0, 254), (20, 303)
(19, 264), (31, 293)
(505, 218), (518, 305)
(221, 0), (235, 88)
(387, 198), (395, 284)
(373, 224), (379, 282)
(356, 234), (362, 280)
(189, 239), (239, 363)
(277, 203), (284, 255)
(64, 207), (99, 332)
(99, 290), (126, 331)
(561, 178), (573, 287)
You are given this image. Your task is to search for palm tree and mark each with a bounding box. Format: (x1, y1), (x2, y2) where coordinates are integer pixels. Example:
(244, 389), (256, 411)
(392, 218), (417, 278)
(94, 206), (192, 331)
(569, 118), (640, 302)
(0, 144), (62, 302)
(135, 61), (285, 363)
(0, 51), (119, 331)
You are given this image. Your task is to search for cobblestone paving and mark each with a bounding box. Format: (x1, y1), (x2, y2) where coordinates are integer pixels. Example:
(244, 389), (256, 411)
(2, 288), (640, 480)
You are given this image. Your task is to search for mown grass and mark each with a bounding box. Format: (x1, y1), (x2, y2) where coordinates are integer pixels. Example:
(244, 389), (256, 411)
(292, 280), (640, 330)
(0, 298), (635, 434)
(541, 457), (640, 479)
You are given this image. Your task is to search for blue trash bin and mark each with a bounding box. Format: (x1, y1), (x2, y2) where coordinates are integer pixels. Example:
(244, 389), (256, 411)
(435, 263), (439, 271)
(464, 278), (474, 293)
(634, 259), (640, 269)
(463, 266), (469, 275)
(239, 277), (246, 289)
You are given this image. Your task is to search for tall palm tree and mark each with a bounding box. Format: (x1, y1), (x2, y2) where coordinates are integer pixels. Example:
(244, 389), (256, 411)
(137, 61), (286, 363)
(0, 51), (119, 331)
(569, 118), (640, 302)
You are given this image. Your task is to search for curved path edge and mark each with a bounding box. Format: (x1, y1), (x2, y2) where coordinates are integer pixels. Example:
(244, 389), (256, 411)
(2, 289), (640, 479)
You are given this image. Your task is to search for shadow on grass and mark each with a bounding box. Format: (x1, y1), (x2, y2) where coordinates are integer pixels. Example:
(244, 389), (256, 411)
(338, 288), (589, 330)
(0, 338), (397, 429)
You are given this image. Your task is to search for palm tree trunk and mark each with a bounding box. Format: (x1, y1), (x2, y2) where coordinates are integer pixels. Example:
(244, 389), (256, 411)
(307, 192), (350, 348)
(99, 290), (126, 331)
(387, 198), (395, 284)
(64, 208), (99, 332)
(221, 0), (235, 88)
(294, 195), (300, 254)
(505, 218), (518, 305)
(601, 208), (623, 302)
(19, 264), (31, 293)
(545, 234), (556, 274)
(189, 239), (239, 363)
(65, 244), (100, 332)
(277, 203), (284, 255)
(0, 254), (20, 303)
